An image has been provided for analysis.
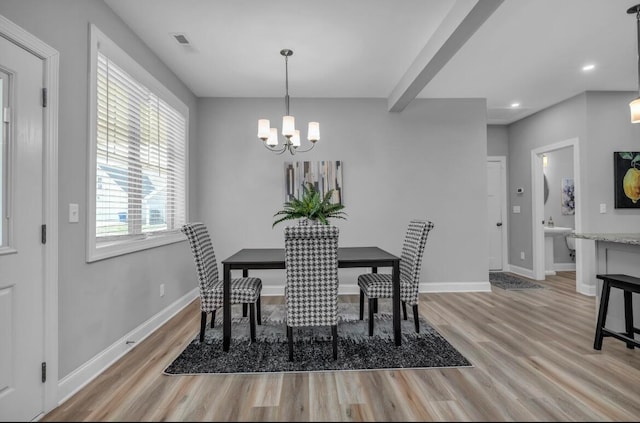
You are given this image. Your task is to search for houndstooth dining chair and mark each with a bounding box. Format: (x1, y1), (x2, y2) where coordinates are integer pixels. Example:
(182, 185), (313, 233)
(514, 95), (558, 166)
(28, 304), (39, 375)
(181, 222), (262, 343)
(357, 219), (434, 336)
(284, 224), (340, 361)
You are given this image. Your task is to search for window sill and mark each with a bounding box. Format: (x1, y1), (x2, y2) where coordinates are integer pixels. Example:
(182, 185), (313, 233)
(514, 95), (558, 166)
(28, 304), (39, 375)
(86, 231), (185, 263)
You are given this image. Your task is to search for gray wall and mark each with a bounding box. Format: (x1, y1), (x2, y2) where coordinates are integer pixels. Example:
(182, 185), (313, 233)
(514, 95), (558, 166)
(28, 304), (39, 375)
(507, 93), (586, 270)
(487, 124), (509, 157)
(195, 97), (489, 288)
(0, 0), (198, 378)
(507, 90), (640, 272)
(584, 91), (640, 232)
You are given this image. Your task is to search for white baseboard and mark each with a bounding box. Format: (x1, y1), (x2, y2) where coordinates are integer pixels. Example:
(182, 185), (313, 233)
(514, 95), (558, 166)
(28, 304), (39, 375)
(57, 288), (198, 405)
(554, 262), (576, 271)
(420, 281), (492, 292)
(263, 282), (492, 296)
(507, 264), (535, 279)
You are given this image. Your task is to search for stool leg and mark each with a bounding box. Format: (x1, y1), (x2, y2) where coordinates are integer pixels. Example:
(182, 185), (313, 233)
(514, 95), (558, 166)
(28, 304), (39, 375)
(594, 280), (611, 350)
(624, 290), (635, 349)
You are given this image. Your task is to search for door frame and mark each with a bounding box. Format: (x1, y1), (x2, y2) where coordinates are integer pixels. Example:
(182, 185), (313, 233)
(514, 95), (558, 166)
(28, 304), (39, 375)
(0, 15), (59, 414)
(531, 138), (587, 293)
(487, 156), (508, 271)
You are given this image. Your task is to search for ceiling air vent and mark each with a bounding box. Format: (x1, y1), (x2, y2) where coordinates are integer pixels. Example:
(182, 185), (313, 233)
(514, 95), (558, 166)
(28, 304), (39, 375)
(171, 33), (190, 45)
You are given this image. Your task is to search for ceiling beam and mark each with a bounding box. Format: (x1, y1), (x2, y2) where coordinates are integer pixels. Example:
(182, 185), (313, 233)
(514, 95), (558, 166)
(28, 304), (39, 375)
(387, 0), (504, 112)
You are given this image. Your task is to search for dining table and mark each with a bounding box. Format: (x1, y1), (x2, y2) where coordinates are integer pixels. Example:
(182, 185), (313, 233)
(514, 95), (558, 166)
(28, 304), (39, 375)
(221, 246), (401, 352)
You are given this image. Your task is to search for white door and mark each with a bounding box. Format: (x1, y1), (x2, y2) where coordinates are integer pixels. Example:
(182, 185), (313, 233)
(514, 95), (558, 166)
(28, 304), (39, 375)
(487, 160), (504, 270)
(0, 35), (46, 421)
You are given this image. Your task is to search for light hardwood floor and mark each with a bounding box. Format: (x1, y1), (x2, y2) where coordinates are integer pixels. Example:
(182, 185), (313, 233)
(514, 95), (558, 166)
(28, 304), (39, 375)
(42, 272), (640, 421)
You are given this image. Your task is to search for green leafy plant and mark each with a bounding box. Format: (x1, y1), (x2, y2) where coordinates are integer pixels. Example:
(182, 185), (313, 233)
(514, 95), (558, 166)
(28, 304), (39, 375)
(272, 182), (347, 228)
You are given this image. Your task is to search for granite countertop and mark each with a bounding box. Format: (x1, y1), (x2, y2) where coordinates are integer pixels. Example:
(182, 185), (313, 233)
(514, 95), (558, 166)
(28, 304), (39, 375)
(571, 233), (640, 245)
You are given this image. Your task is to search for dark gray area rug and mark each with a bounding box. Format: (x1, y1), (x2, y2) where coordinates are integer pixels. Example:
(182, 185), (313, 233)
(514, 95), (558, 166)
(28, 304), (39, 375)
(489, 272), (544, 290)
(164, 302), (471, 375)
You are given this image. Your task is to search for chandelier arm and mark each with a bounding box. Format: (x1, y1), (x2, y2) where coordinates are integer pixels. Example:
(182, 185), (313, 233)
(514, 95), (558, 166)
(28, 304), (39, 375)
(263, 142), (288, 154)
(291, 142), (317, 154)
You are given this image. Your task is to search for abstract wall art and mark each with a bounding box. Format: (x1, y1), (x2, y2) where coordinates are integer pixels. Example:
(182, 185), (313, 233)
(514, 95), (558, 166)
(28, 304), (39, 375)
(284, 161), (343, 205)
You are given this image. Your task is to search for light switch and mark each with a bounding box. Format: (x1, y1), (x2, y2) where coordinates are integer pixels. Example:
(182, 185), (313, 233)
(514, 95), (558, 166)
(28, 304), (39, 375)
(69, 203), (79, 223)
(600, 203), (607, 214)
(513, 205), (521, 213)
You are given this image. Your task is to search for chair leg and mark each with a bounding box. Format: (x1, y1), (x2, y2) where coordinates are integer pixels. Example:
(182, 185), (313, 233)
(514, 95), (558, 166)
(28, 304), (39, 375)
(402, 301), (407, 320)
(200, 311), (207, 342)
(257, 297), (262, 325)
(594, 280), (611, 350)
(412, 304), (420, 333)
(359, 289), (365, 320)
(624, 290), (635, 349)
(243, 303), (248, 317)
(332, 325), (338, 360)
(368, 298), (375, 336)
(287, 326), (294, 361)
(373, 298), (378, 314)
(211, 310), (216, 328)
(249, 303), (256, 343)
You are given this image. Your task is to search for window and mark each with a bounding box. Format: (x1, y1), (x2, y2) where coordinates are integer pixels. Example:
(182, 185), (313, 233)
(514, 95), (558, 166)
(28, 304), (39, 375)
(88, 25), (188, 261)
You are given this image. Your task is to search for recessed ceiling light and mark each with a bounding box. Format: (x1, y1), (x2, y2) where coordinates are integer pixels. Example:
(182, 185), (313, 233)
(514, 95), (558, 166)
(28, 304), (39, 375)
(582, 64), (595, 71)
(511, 102), (520, 108)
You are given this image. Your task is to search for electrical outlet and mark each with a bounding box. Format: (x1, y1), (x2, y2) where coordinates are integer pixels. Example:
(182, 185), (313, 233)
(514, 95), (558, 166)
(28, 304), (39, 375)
(600, 203), (607, 213)
(520, 251), (525, 260)
(160, 283), (165, 297)
(513, 205), (521, 214)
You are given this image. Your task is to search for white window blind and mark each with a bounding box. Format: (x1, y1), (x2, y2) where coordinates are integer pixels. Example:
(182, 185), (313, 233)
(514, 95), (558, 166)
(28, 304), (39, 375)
(95, 51), (186, 242)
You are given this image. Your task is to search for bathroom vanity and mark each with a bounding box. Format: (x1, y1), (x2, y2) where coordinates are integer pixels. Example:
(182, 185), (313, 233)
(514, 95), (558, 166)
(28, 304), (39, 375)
(572, 233), (640, 335)
(544, 226), (573, 275)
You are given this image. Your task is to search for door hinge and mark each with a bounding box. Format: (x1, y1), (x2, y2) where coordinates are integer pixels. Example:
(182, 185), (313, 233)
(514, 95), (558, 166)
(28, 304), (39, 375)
(2, 107), (9, 123)
(41, 362), (46, 383)
(42, 88), (47, 108)
(41, 224), (46, 244)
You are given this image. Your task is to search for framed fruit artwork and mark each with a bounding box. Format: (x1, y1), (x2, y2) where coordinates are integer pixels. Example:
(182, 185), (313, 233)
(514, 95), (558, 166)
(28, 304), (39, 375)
(614, 152), (640, 208)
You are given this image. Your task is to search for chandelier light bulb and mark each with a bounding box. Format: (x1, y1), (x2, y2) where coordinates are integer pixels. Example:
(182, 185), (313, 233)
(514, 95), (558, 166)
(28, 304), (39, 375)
(282, 115), (295, 138)
(291, 130), (301, 147)
(257, 119), (270, 140)
(267, 127), (278, 146)
(308, 122), (320, 142)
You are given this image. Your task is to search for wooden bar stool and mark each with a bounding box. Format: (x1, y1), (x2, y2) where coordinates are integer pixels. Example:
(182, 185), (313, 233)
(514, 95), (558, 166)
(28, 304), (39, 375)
(594, 274), (640, 350)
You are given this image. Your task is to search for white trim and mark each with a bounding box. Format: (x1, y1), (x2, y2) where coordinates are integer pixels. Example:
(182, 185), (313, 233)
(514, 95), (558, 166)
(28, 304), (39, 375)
(57, 288), (198, 405)
(553, 262), (576, 271)
(531, 138), (582, 291)
(487, 156), (509, 271)
(420, 281), (492, 293)
(508, 264), (535, 279)
(86, 24), (189, 262)
(262, 282), (492, 296)
(0, 14), (60, 415)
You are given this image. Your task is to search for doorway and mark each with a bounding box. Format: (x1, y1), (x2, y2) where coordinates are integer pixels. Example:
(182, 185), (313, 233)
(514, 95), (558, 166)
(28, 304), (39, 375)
(487, 156), (508, 271)
(531, 138), (585, 293)
(0, 15), (59, 421)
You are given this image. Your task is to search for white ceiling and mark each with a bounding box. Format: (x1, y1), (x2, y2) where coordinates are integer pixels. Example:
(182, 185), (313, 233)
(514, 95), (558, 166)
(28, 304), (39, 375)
(104, 0), (640, 124)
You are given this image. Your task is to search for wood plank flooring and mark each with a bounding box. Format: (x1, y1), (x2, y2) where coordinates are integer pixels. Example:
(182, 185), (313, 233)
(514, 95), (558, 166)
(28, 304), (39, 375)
(41, 272), (640, 421)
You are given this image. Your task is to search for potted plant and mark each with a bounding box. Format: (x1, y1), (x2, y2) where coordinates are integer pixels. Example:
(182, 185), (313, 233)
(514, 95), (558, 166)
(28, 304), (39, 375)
(272, 182), (347, 228)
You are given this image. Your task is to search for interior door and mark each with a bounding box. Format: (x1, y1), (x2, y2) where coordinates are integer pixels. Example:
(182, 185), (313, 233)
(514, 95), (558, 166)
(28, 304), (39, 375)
(0, 35), (46, 422)
(487, 160), (504, 270)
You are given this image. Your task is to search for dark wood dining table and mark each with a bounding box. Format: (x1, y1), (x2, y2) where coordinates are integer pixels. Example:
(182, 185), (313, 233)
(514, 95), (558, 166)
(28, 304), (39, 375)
(221, 246), (401, 351)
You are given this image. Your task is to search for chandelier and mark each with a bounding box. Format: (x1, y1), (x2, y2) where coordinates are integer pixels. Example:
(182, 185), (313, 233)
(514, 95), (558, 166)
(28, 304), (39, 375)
(629, 4), (640, 123)
(257, 49), (320, 154)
